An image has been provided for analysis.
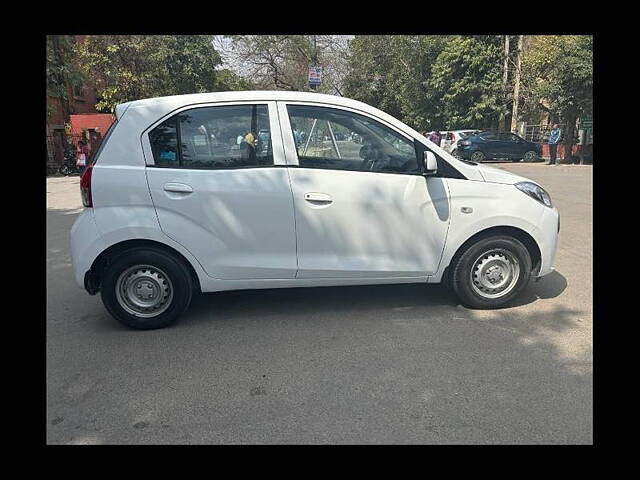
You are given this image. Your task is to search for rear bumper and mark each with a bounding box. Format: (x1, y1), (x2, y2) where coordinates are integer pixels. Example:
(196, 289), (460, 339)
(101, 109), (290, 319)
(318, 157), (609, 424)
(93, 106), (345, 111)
(70, 209), (104, 291)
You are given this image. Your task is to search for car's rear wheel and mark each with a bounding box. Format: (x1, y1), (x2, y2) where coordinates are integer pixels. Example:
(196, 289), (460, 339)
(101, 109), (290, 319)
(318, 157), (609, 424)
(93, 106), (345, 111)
(470, 151), (485, 162)
(100, 247), (193, 329)
(523, 150), (538, 162)
(450, 235), (532, 309)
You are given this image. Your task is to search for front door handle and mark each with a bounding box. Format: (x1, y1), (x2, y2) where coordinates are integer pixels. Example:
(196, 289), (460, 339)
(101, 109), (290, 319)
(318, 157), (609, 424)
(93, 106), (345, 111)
(163, 182), (193, 194)
(304, 192), (333, 206)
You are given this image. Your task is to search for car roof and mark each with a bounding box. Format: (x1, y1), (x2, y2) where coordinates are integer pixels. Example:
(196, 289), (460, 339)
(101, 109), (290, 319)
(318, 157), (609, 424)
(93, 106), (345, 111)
(119, 90), (370, 115)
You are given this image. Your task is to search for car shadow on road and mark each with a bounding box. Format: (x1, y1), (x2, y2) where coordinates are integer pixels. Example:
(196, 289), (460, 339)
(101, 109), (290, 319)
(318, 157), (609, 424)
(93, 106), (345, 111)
(182, 270), (567, 327)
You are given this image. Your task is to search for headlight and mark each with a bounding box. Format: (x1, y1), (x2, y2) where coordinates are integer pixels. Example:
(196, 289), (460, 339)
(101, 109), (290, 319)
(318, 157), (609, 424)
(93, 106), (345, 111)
(459, 140), (472, 147)
(515, 181), (553, 208)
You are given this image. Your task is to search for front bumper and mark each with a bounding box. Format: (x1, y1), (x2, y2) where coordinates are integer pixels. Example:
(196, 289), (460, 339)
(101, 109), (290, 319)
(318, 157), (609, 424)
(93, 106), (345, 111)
(534, 207), (560, 277)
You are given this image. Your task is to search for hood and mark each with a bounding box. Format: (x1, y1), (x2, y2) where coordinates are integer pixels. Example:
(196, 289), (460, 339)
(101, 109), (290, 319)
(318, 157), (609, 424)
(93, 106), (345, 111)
(475, 163), (534, 186)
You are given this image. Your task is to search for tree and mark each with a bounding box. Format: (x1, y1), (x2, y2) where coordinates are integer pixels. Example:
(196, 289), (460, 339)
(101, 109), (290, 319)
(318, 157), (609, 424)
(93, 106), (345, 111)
(343, 35), (451, 131)
(73, 35), (245, 112)
(343, 35), (403, 120)
(520, 35), (593, 156)
(218, 35), (350, 95)
(47, 35), (85, 119)
(428, 36), (503, 130)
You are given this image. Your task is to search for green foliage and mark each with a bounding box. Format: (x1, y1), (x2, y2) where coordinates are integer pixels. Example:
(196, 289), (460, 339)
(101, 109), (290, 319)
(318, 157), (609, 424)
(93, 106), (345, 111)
(521, 35), (593, 121)
(46, 35), (85, 116)
(428, 36), (503, 129)
(74, 35), (244, 112)
(344, 35), (502, 131)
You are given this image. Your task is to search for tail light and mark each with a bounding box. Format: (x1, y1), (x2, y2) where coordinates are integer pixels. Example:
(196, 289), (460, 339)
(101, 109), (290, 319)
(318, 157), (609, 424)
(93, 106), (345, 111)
(80, 164), (93, 207)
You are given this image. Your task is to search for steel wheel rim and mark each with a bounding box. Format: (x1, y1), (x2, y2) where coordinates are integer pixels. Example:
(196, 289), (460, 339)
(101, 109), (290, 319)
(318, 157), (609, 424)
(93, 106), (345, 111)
(471, 151), (484, 162)
(115, 264), (173, 318)
(524, 151), (536, 161)
(470, 249), (520, 299)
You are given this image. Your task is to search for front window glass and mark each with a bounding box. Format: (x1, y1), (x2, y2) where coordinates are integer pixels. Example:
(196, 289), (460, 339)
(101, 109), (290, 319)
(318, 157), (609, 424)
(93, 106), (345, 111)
(287, 105), (419, 174)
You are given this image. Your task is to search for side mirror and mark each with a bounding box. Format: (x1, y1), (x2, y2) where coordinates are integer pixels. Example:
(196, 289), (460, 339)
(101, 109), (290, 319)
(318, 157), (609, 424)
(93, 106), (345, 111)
(423, 151), (438, 175)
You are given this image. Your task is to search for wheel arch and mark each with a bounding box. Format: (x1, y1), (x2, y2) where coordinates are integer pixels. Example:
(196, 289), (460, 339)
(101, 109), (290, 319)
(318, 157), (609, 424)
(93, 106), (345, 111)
(85, 239), (202, 295)
(441, 225), (541, 286)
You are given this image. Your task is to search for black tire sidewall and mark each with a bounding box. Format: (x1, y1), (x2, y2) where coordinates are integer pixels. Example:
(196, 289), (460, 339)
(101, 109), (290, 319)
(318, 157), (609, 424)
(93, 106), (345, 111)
(101, 248), (193, 330)
(471, 151), (485, 162)
(451, 236), (532, 309)
(523, 151), (537, 162)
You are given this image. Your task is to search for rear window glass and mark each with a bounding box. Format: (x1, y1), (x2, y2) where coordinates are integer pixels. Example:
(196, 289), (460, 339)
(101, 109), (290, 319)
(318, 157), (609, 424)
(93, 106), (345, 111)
(149, 117), (179, 166)
(148, 104), (273, 169)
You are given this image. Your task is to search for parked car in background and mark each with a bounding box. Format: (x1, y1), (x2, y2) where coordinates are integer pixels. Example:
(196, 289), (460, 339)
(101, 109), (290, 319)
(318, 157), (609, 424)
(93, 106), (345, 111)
(70, 91), (559, 329)
(457, 131), (542, 163)
(425, 130), (479, 153)
(444, 130), (480, 155)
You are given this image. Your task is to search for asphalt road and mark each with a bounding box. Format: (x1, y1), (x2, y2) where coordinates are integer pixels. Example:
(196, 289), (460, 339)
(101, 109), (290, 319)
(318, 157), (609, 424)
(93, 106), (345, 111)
(46, 163), (592, 444)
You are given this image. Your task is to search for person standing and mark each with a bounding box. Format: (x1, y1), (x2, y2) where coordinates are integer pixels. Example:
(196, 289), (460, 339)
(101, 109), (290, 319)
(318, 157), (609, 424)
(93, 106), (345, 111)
(547, 124), (562, 165)
(76, 140), (89, 175)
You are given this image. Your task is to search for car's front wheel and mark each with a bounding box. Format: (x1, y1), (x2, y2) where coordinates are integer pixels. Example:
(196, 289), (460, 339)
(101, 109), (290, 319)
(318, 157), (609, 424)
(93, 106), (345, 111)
(450, 235), (532, 309)
(100, 247), (194, 329)
(523, 150), (538, 162)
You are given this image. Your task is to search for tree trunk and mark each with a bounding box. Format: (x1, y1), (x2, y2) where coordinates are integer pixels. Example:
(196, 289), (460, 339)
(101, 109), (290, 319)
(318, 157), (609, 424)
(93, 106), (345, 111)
(510, 35), (524, 133)
(51, 35), (71, 122)
(563, 111), (578, 164)
(500, 35), (510, 131)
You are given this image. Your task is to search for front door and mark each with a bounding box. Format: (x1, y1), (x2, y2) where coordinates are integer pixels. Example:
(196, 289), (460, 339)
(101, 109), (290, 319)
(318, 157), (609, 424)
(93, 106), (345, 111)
(281, 103), (451, 279)
(497, 132), (521, 159)
(144, 102), (297, 280)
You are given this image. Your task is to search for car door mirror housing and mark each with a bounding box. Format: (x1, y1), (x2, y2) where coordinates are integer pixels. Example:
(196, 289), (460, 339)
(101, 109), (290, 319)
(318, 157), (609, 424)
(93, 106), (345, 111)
(423, 151), (438, 175)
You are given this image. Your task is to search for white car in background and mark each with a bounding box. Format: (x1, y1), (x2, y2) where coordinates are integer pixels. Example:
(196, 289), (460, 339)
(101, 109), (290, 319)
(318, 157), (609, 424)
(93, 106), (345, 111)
(70, 91), (559, 330)
(444, 130), (480, 155)
(424, 130), (479, 154)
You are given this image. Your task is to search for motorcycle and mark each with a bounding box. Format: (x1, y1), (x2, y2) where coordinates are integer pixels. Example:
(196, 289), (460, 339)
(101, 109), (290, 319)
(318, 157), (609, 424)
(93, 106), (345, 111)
(58, 150), (80, 176)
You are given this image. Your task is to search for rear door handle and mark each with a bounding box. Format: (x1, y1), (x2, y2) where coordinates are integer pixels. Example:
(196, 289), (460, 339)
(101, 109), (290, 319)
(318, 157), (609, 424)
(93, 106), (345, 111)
(163, 182), (193, 193)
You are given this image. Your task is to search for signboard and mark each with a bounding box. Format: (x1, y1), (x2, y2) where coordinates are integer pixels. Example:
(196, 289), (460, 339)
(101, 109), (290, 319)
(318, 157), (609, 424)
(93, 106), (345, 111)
(580, 116), (592, 129)
(308, 66), (322, 88)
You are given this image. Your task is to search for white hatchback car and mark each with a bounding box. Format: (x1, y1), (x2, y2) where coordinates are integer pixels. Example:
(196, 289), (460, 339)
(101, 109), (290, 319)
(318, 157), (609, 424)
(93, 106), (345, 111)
(70, 91), (559, 329)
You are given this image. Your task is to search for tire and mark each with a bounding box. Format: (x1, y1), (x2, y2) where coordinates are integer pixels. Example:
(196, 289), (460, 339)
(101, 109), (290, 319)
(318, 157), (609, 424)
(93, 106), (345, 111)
(100, 247), (194, 330)
(523, 150), (538, 162)
(470, 151), (485, 162)
(450, 235), (532, 309)
(59, 165), (70, 176)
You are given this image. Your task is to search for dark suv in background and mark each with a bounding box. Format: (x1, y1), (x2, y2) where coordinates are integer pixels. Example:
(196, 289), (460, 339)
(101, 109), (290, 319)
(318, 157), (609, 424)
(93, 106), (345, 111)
(457, 131), (542, 163)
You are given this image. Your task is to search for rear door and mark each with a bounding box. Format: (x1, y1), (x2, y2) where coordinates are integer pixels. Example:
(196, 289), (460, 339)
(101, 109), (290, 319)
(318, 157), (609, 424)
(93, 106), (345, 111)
(478, 132), (500, 157)
(143, 102), (297, 280)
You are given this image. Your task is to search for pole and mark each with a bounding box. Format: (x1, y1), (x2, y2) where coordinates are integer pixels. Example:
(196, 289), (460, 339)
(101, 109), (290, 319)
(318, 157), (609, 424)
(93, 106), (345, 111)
(510, 35), (523, 133)
(309, 35), (318, 91)
(500, 35), (510, 131)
